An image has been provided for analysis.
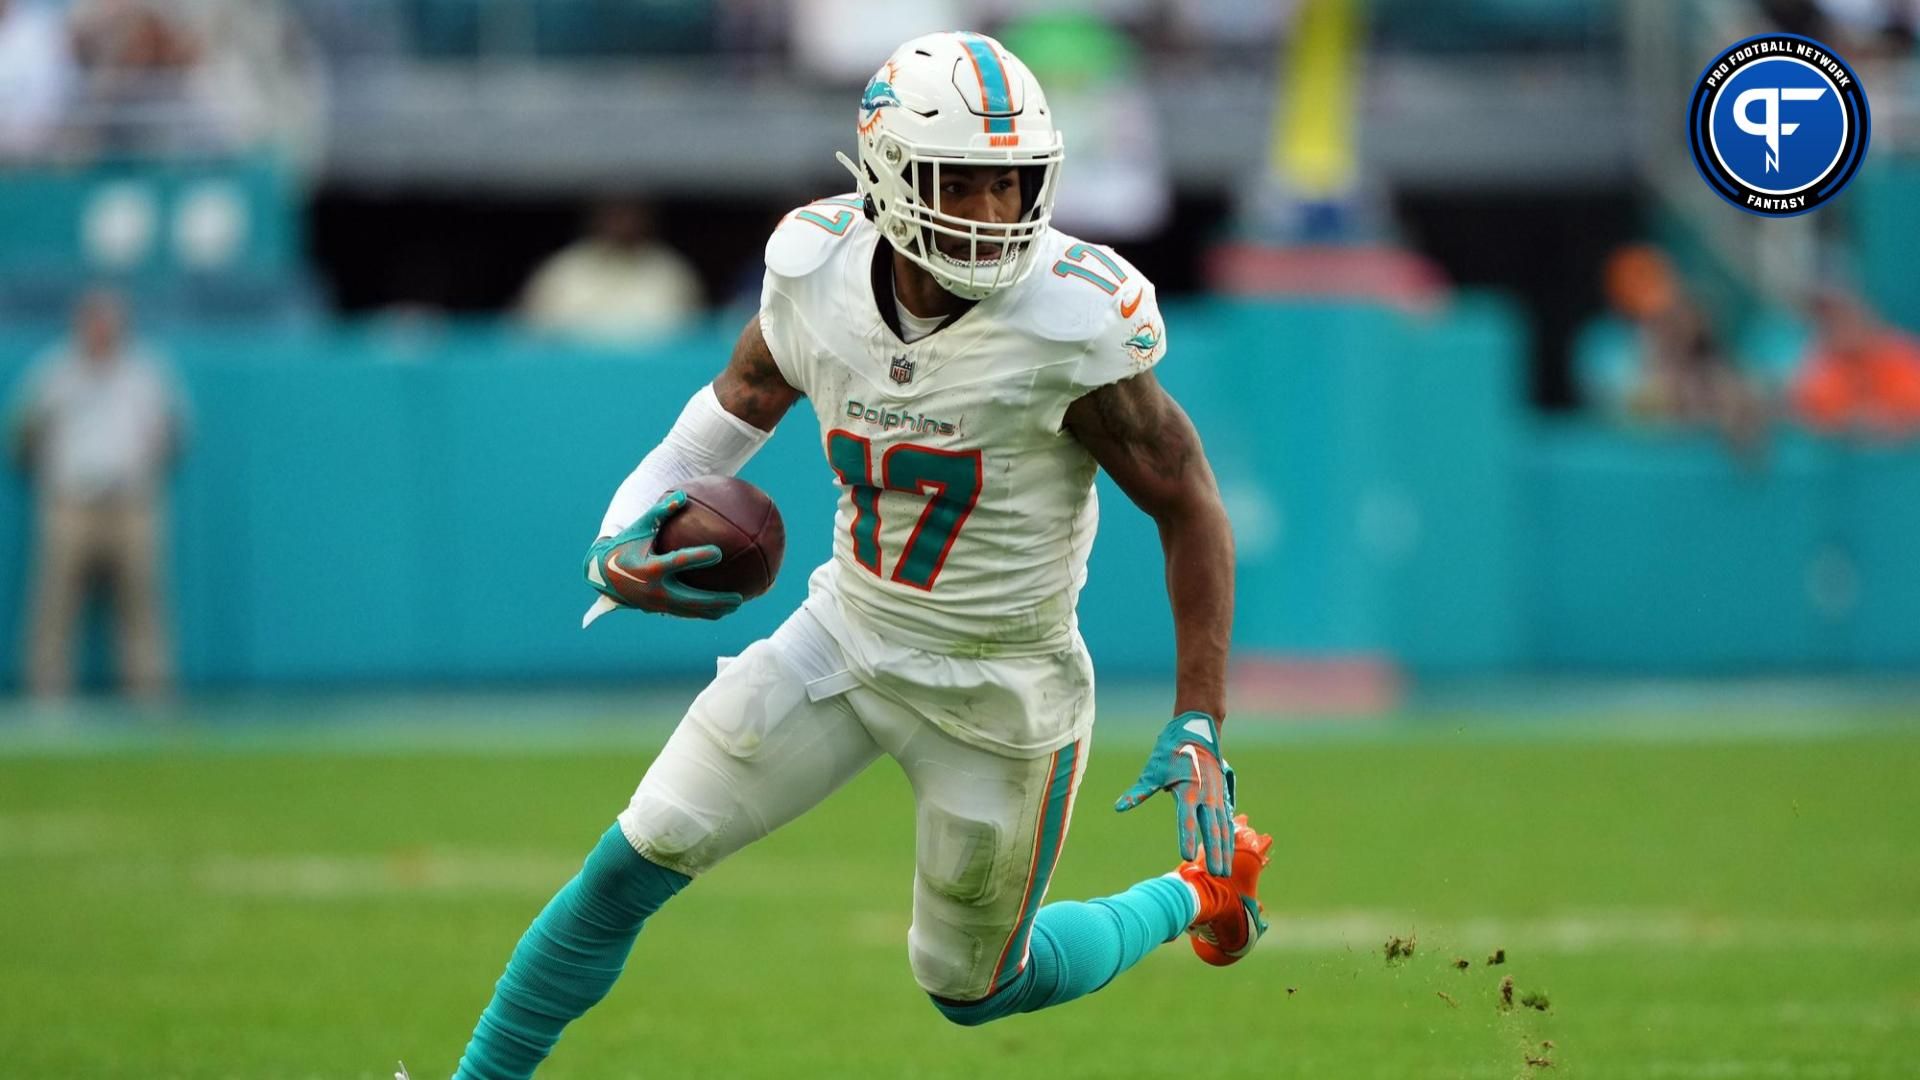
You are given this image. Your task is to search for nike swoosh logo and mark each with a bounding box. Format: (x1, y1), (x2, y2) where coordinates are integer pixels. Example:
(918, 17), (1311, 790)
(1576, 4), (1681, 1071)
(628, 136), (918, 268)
(606, 556), (652, 588)
(1119, 290), (1143, 319)
(1176, 744), (1212, 805)
(1177, 743), (1204, 776)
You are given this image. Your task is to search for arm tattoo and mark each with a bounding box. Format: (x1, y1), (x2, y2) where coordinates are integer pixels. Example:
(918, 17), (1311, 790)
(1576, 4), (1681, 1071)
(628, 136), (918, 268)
(1076, 373), (1197, 484)
(713, 314), (803, 430)
(1069, 373), (1233, 720)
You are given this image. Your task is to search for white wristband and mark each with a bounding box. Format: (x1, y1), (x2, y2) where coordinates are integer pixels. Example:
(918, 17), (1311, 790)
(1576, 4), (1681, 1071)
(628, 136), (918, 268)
(597, 383), (772, 538)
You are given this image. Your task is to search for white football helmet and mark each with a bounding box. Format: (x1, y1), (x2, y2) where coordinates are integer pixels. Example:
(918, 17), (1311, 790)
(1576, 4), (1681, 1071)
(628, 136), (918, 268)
(836, 32), (1065, 301)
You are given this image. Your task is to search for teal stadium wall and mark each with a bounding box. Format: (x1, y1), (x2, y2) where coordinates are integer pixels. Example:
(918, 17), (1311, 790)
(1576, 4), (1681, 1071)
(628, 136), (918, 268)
(0, 155), (312, 327)
(3, 298), (1918, 690)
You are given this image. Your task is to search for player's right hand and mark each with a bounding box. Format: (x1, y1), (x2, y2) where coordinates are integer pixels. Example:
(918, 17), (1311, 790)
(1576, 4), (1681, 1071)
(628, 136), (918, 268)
(584, 490), (743, 620)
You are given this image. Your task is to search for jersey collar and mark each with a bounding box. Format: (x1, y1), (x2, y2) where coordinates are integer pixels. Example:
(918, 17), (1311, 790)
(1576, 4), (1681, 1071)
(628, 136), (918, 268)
(870, 238), (977, 346)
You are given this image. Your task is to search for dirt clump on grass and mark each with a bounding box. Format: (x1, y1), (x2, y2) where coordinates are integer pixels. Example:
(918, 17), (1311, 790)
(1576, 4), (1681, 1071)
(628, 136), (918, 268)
(1383, 933), (1417, 963)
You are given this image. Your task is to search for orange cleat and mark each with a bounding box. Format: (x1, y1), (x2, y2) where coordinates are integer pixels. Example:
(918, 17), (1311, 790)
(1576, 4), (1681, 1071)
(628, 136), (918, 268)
(1177, 814), (1273, 966)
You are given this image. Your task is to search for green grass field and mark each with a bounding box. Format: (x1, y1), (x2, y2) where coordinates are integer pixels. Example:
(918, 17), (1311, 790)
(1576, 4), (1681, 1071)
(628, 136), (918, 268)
(2, 694), (1918, 1079)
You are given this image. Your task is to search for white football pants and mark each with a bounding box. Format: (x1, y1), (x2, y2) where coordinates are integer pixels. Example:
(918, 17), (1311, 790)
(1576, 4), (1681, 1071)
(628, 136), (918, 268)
(618, 604), (1090, 1001)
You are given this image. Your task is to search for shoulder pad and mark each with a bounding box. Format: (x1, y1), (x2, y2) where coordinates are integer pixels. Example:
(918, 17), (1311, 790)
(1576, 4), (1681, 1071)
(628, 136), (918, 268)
(764, 195), (869, 279)
(1005, 230), (1155, 345)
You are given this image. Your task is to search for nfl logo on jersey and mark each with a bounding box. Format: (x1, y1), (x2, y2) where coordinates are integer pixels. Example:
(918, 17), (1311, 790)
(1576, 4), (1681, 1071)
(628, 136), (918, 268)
(890, 356), (915, 384)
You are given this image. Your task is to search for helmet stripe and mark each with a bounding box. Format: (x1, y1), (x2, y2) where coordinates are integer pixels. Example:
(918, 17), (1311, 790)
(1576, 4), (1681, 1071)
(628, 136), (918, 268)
(959, 35), (1015, 134)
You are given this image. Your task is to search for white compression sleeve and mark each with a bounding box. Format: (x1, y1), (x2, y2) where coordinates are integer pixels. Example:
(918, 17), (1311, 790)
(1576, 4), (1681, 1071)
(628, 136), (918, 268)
(597, 384), (773, 538)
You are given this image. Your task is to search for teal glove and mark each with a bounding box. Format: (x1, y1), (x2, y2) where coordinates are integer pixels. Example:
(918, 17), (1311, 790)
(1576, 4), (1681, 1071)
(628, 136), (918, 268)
(584, 490), (742, 620)
(1114, 711), (1237, 876)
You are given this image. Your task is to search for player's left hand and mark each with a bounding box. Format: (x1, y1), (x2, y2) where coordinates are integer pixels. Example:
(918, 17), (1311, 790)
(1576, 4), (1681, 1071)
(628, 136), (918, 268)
(1114, 711), (1237, 876)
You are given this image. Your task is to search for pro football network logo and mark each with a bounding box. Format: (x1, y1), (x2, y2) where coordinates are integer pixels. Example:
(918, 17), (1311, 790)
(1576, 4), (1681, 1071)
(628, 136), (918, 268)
(1688, 34), (1869, 217)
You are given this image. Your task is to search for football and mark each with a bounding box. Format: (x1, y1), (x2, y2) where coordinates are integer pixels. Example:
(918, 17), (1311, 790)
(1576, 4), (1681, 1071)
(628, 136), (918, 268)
(653, 475), (785, 598)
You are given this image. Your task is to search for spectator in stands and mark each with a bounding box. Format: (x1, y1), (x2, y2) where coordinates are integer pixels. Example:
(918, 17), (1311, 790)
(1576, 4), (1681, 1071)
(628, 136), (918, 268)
(519, 200), (705, 344)
(7, 290), (188, 701)
(173, 0), (330, 168)
(1598, 244), (1764, 448)
(0, 0), (79, 159)
(68, 0), (235, 155)
(1791, 287), (1920, 436)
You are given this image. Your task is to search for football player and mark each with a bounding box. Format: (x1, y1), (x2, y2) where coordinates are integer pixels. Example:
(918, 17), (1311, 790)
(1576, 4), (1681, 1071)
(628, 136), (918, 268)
(449, 32), (1271, 1079)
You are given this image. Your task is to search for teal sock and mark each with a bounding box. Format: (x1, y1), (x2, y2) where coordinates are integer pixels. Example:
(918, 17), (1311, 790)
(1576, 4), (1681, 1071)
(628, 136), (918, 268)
(932, 875), (1196, 1026)
(454, 824), (689, 1080)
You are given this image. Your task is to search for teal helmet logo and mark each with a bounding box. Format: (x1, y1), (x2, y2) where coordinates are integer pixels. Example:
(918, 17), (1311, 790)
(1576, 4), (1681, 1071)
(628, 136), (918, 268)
(862, 76), (902, 116)
(859, 61), (903, 135)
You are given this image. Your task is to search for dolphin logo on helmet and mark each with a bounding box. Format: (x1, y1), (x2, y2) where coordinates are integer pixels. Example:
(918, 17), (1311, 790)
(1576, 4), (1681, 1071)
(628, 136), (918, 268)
(862, 76), (902, 116)
(859, 61), (903, 134)
(834, 32), (1066, 302)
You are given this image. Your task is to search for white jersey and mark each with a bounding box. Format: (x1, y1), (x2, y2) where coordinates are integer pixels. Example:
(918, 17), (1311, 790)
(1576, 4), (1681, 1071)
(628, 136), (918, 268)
(756, 196), (1168, 755)
(759, 194), (1168, 664)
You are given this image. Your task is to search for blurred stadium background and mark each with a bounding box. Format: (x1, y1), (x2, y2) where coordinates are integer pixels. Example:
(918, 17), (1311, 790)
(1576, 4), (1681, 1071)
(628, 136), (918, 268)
(2, 1), (1918, 1077)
